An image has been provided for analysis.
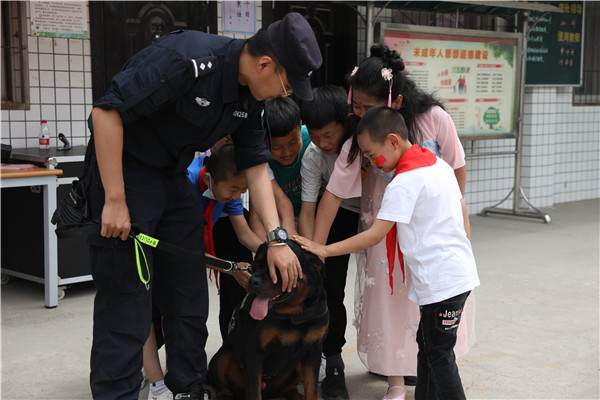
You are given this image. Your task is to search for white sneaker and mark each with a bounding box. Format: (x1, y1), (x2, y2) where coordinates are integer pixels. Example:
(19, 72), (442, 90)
(318, 353), (327, 383)
(149, 389), (173, 400)
(148, 381), (173, 400)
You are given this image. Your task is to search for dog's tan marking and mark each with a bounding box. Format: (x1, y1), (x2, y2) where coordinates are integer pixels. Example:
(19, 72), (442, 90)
(260, 326), (302, 347)
(305, 324), (329, 344)
(270, 278), (309, 315)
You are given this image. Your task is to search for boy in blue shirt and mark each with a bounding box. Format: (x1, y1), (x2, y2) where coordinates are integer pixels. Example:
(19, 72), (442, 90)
(187, 144), (262, 301)
(188, 146), (259, 253)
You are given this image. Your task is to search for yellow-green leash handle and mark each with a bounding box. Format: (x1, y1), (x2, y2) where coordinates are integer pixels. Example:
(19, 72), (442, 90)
(129, 232), (155, 290)
(128, 226), (243, 284)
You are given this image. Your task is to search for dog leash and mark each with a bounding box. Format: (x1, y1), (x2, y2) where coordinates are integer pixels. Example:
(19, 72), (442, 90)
(128, 223), (249, 273)
(54, 221), (249, 288)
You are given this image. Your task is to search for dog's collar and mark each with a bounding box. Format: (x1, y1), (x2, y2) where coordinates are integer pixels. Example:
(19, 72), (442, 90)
(267, 302), (328, 325)
(288, 301), (328, 325)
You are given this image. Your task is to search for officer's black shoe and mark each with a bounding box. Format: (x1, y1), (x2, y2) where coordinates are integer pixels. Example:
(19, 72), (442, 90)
(404, 376), (418, 386)
(321, 366), (349, 400)
(173, 384), (215, 400)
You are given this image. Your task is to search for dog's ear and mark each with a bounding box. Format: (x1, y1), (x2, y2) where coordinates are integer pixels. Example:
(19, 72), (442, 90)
(253, 242), (269, 263)
(312, 254), (325, 273)
(285, 239), (299, 255)
(286, 239), (324, 272)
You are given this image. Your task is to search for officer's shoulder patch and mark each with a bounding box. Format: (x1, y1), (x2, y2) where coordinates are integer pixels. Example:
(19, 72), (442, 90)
(189, 56), (217, 78)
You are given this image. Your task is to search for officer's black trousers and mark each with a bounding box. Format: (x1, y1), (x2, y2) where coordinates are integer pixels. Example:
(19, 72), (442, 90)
(87, 162), (207, 399)
(322, 206), (360, 358)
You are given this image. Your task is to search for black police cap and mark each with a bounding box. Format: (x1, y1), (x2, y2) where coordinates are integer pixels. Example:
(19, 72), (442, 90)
(267, 12), (323, 101)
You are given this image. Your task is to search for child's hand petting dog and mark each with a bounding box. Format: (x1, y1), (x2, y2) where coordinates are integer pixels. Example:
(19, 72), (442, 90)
(293, 235), (327, 262)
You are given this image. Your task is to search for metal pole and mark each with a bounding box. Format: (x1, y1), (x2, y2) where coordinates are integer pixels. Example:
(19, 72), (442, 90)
(513, 10), (529, 211)
(480, 10), (550, 223)
(366, 0), (374, 57)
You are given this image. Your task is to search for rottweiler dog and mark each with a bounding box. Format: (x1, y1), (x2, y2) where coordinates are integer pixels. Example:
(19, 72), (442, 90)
(207, 240), (329, 400)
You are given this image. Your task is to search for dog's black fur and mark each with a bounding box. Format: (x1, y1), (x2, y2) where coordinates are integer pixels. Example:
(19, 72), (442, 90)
(207, 240), (328, 400)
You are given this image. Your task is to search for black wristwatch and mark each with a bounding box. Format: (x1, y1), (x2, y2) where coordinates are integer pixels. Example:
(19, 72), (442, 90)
(266, 227), (288, 243)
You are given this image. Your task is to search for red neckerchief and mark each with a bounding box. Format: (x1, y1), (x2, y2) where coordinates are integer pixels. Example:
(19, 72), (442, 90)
(385, 144), (437, 294)
(198, 166), (219, 290)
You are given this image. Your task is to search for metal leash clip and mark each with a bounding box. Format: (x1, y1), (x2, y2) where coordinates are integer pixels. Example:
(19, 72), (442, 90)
(226, 261), (251, 273)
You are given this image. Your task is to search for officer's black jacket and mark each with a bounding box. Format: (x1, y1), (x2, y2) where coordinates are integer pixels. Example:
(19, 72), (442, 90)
(91, 30), (271, 173)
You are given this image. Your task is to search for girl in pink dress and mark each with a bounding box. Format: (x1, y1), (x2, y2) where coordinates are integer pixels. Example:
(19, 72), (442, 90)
(313, 44), (475, 400)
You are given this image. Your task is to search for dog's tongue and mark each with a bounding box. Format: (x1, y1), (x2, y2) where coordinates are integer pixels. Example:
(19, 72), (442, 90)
(250, 296), (269, 320)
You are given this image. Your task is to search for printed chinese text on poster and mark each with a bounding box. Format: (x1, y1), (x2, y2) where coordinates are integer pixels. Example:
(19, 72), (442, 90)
(383, 27), (520, 138)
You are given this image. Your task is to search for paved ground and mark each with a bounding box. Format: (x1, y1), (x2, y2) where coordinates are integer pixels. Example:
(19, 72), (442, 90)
(2, 199), (598, 399)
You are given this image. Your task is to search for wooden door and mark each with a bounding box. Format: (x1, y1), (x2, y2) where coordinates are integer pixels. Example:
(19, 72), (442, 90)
(89, 1), (217, 102)
(262, 1), (357, 88)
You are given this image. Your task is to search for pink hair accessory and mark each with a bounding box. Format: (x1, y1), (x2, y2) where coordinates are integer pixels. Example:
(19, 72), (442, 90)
(382, 68), (393, 107)
(381, 68), (393, 81)
(351, 66), (359, 76)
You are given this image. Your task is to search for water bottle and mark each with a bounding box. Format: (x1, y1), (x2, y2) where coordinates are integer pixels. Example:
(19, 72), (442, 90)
(39, 120), (50, 149)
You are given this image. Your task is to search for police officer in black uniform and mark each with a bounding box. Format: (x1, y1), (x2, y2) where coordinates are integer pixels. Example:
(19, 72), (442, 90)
(86, 13), (322, 400)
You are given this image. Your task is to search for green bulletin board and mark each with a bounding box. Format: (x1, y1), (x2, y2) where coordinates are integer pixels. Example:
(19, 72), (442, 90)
(525, 1), (583, 86)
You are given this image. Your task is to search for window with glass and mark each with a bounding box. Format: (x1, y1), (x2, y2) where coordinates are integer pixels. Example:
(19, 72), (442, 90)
(1, 1), (29, 110)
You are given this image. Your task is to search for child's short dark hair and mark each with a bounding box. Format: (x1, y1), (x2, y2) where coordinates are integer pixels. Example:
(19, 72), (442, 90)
(300, 85), (349, 130)
(264, 97), (301, 138)
(205, 144), (243, 183)
(356, 106), (409, 143)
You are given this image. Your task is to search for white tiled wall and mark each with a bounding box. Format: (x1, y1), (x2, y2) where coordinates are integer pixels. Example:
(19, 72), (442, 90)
(462, 87), (600, 214)
(0, 0), (263, 149)
(549, 87), (600, 203)
(461, 88), (598, 214)
(1, 3), (92, 149)
(462, 138), (517, 214)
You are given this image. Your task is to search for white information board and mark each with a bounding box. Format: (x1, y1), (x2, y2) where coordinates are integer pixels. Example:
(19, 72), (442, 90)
(377, 24), (522, 139)
(223, 1), (256, 34)
(31, 1), (88, 39)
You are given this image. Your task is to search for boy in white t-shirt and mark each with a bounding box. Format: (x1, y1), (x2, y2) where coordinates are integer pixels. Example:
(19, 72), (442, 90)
(294, 106), (479, 400)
